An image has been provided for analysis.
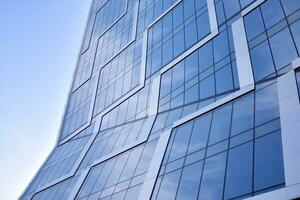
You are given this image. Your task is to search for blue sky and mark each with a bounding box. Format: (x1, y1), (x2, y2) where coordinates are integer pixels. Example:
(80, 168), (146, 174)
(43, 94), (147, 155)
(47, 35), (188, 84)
(0, 0), (92, 199)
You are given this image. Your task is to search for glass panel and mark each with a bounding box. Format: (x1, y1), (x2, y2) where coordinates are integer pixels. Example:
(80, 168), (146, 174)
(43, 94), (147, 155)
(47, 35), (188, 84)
(231, 94), (254, 135)
(176, 161), (203, 199)
(198, 152), (227, 200)
(255, 83), (279, 126)
(209, 103), (232, 145)
(224, 142), (253, 199)
(156, 169), (182, 200)
(244, 8), (265, 41)
(188, 113), (212, 153)
(269, 28), (298, 70)
(250, 41), (275, 81)
(254, 131), (285, 191)
(261, 0), (285, 29)
(169, 122), (193, 161)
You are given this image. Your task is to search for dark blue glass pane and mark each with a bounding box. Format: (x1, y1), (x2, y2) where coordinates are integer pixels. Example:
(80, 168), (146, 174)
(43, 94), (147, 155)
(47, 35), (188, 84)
(261, 0), (285, 29)
(250, 41), (275, 81)
(162, 39), (173, 66)
(172, 61), (185, 90)
(184, 84), (199, 104)
(176, 161), (203, 199)
(185, 51), (198, 81)
(173, 4), (184, 28)
(156, 169), (182, 200)
(200, 74), (215, 99)
(231, 94), (254, 136)
(188, 113), (212, 153)
(281, 0), (300, 16)
(223, 0), (241, 19)
(215, 64), (234, 94)
(183, 0), (195, 20)
(254, 131), (285, 191)
(151, 47), (162, 74)
(269, 28), (298, 70)
(198, 152), (227, 200)
(173, 29), (185, 57)
(225, 142), (253, 199)
(209, 103), (232, 145)
(255, 83), (279, 126)
(197, 11), (210, 40)
(198, 42), (213, 72)
(160, 70), (172, 98)
(163, 13), (172, 37)
(213, 30), (229, 62)
(291, 20), (300, 54)
(185, 20), (198, 49)
(169, 122), (193, 161)
(244, 8), (265, 41)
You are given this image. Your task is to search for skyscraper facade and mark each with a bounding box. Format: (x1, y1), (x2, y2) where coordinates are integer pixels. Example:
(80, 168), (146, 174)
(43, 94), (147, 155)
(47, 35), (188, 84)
(20, 0), (300, 199)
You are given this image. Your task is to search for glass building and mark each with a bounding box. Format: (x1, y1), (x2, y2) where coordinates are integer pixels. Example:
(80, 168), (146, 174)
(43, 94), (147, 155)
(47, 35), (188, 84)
(20, 0), (300, 199)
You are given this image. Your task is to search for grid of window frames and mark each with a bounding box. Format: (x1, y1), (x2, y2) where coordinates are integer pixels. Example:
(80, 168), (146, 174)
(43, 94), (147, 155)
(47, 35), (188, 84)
(60, 77), (96, 141)
(21, 133), (92, 199)
(80, 0), (108, 53)
(137, 0), (178, 35)
(31, 176), (80, 200)
(100, 80), (152, 130)
(73, 42), (97, 91)
(92, 0), (128, 41)
(22, 0), (300, 199)
(159, 27), (240, 112)
(146, 0), (211, 77)
(93, 38), (143, 115)
(244, 0), (300, 82)
(78, 116), (154, 171)
(75, 139), (158, 200)
(151, 81), (285, 200)
(94, 0), (138, 70)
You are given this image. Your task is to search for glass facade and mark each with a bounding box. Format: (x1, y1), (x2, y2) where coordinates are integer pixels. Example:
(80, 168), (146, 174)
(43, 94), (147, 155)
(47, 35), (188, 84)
(20, 0), (300, 200)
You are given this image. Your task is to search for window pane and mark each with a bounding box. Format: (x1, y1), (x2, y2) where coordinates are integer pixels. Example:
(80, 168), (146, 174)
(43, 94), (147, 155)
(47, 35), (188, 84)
(173, 4), (184, 28)
(188, 113), (212, 153)
(215, 64), (234, 94)
(269, 28), (298, 70)
(162, 39), (173, 66)
(244, 8), (265, 41)
(209, 103), (232, 145)
(185, 51), (198, 81)
(231, 94), (254, 135)
(213, 30), (229, 62)
(198, 42), (213, 72)
(225, 142), (253, 199)
(198, 152), (227, 200)
(160, 69), (172, 97)
(176, 161), (203, 199)
(291, 20), (300, 53)
(200, 74), (215, 99)
(250, 41), (275, 81)
(197, 11), (210, 40)
(184, 84), (199, 104)
(255, 83), (279, 126)
(261, 0), (285, 29)
(185, 20), (198, 49)
(172, 62), (185, 90)
(156, 169), (182, 200)
(169, 122), (194, 161)
(223, 0), (240, 19)
(173, 29), (185, 57)
(281, 0), (300, 16)
(254, 131), (285, 191)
